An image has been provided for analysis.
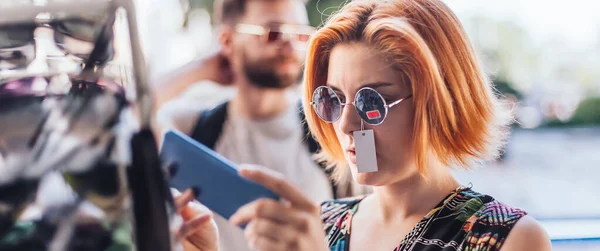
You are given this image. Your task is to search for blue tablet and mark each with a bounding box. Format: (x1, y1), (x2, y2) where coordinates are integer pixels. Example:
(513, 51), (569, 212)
(160, 130), (279, 222)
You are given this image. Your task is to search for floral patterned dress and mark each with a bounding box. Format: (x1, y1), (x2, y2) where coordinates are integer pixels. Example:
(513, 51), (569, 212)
(321, 186), (527, 251)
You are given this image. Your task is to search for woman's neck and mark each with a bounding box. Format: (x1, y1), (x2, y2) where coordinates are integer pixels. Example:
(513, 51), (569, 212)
(368, 165), (460, 223)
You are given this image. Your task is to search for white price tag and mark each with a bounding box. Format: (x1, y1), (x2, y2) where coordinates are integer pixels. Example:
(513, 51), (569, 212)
(353, 129), (378, 173)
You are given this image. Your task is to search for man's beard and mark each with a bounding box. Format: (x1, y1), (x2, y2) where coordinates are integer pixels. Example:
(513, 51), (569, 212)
(241, 52), (301, 89)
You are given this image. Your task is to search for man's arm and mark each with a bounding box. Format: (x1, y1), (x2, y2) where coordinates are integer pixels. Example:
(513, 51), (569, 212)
(151, 58), (209, 110)
(149, 58), (206, 148)
(149, 51), (232, 147)
(150, 52), (233, 111)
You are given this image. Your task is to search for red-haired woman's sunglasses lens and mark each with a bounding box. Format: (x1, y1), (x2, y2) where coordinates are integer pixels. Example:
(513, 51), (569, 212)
(311, 86), (342, 123)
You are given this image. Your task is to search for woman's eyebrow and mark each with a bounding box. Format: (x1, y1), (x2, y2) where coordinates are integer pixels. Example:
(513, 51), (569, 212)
(325, 84), (342, 92)
(362, 82), (395, 89)
(326, 82), (395, 91)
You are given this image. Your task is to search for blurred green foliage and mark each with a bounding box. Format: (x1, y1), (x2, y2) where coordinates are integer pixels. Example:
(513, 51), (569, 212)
(571, 97), (600, 125)
(546, 97), (600, 127)
(187, 0), (347, 26)
(492, 78), (523, 100)
(305, 0), (347, 27)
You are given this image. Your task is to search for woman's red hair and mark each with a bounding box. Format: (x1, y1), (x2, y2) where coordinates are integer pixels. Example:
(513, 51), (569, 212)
(302, 0), (512, 182)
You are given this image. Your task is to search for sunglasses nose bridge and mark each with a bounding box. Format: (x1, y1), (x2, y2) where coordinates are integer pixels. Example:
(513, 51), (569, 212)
(282, 33), (293, 41)
(337, 101), (368, 137)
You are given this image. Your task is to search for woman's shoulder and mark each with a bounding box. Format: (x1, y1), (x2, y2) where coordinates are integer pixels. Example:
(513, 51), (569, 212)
(456, 188), (530, 250)
(475, 198), (528, 226)
(458, 188), (528, 229)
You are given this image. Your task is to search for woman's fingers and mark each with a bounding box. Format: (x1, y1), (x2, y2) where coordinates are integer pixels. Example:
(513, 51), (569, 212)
(230, 198), (306, 228)
(239, 166), (318, 213)
(245, 218), (297, 243)
(174, 198), (219, 251)
(177, 213), (212, 239)
(247, 234), (286, 251)
(173, 188), (195, 211)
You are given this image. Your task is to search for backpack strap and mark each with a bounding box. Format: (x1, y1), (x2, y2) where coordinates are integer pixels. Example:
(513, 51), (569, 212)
(296, 102), (339, 199)
(190, 101), (229, 149)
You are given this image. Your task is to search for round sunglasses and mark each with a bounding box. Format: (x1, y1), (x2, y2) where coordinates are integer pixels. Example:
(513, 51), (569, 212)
(310, 86), (413, 125)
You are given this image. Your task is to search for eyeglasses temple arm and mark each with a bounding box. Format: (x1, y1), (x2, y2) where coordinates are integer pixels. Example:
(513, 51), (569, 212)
(235, 24), (267, 35)
(387, 94), (413, 108)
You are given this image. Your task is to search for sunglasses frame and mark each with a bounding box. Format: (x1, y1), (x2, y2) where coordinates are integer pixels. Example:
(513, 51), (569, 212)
(234, 23), (315, 44)
(310, 86), (413, 126)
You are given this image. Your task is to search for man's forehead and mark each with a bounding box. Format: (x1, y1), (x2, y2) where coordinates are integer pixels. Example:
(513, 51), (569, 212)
(240, 0), (309, 26)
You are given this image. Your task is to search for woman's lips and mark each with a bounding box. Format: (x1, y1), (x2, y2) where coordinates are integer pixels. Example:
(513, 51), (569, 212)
(346, 147), (356, 164)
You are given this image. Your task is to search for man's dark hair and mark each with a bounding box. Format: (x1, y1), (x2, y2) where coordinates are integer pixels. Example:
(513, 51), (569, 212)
(213, 0), (308, 26)
(212, 0), (245, 25)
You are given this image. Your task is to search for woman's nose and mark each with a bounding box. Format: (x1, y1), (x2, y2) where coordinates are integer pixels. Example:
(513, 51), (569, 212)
(337, 103), (362, 137)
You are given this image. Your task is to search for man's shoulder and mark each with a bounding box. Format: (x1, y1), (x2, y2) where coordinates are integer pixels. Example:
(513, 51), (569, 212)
(159, 98), (208, 115)
(156, 99), (208, 135)
(156, 80), (234, 124)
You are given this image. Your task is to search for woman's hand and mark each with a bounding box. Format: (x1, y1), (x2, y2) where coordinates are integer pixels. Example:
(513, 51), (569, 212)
(173, 189), (219, 251)
(229, 167), (329, 251)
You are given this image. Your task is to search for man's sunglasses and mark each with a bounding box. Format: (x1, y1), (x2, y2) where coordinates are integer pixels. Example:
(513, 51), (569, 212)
(235, 23), (315, 45)
(310, 86), (413, 126)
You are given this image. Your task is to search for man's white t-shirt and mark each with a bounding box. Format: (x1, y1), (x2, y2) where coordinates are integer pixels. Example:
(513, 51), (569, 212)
(212, 102), (334, 251)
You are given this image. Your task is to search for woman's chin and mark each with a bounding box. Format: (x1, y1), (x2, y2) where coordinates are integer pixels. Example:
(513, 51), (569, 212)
(351, 169), (387, 186)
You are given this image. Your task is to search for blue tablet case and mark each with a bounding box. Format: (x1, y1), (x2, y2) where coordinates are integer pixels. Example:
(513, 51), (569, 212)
(160, 130), (279, 221)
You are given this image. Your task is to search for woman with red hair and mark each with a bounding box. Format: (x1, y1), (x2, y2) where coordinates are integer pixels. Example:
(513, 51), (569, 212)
(177, 0), (551, 250)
